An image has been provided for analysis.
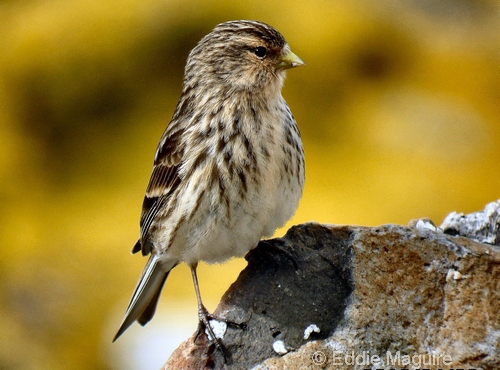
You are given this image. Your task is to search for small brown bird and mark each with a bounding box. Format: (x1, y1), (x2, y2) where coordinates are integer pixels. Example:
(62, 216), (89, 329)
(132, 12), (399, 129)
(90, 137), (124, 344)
(113, 20), (305, 344)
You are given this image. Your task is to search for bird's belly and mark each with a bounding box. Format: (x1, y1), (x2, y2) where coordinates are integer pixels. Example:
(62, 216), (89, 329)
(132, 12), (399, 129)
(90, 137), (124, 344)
(166, 175), (301, 265)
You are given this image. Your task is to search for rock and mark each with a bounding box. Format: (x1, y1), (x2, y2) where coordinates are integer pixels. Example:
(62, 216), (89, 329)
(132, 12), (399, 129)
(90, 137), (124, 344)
(439, 200), (500, 246)
(164, 213), (500, 369)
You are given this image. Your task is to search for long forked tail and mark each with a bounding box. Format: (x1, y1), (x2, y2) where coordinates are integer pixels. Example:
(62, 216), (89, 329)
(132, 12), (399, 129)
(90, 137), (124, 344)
(113, 255), (178, 342)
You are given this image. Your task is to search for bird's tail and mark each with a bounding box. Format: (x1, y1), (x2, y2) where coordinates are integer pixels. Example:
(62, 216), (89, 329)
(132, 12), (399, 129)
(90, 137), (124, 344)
(113, 255), (178, 342)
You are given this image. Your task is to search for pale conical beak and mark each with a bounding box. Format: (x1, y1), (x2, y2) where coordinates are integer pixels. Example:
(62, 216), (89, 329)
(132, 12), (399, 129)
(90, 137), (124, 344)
(277, 50), (305, 70)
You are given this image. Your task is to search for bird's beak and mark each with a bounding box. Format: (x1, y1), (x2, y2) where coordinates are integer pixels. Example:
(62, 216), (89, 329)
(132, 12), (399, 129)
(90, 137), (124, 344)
(277, 50), (305, 70)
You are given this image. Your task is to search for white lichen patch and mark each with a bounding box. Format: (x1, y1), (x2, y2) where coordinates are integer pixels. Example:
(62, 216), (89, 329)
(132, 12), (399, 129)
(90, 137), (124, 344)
(415, 219), (437, 231)
(273, 340), (288, 355)
(206, 320), (227, 339)
(303, 324), (320, 339)
(446, 269), (465, 282)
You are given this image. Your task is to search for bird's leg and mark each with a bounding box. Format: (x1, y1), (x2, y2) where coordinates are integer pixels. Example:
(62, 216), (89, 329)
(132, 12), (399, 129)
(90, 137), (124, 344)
(190, 264), (225, 349)
(190, 263), (244, 334)
(190, 263), (247, 363)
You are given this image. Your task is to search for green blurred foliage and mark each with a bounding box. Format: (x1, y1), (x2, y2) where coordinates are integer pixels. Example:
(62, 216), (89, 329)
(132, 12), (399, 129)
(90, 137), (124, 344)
(0, 0), (498, 368)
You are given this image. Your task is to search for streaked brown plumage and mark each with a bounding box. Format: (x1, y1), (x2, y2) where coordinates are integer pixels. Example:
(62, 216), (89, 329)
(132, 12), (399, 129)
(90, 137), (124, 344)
(113, 20), (305, 346)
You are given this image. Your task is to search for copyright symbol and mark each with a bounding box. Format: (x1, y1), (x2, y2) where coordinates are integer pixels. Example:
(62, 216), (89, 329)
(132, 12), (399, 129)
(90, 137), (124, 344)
(311, 350), (327, 365)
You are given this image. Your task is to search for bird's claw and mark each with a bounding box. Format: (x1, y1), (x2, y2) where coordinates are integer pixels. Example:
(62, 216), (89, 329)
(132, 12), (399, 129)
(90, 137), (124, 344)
(194, 306), (246, 363)
(194, 308), (228, 362)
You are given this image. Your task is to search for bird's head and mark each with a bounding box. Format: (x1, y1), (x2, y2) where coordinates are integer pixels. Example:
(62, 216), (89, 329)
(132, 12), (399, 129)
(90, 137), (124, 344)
(184, 20), (304, 95)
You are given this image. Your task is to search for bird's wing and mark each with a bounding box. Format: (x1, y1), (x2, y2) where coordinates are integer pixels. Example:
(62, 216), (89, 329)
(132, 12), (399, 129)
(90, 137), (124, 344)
(133, 123), (185, 256)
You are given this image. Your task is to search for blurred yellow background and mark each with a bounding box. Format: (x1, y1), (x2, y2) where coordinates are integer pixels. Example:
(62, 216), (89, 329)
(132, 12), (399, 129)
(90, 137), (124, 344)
(0, 0), (498, 369)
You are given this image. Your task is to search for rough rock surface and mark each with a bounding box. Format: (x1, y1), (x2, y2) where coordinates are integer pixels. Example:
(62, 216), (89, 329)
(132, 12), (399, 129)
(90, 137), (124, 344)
(440, 200), (500, 245)
(164, 205), (500, 370)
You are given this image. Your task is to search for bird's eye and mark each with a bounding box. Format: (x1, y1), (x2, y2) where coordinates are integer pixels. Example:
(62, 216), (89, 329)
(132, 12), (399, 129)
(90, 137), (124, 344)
(253, 46), (267, 58)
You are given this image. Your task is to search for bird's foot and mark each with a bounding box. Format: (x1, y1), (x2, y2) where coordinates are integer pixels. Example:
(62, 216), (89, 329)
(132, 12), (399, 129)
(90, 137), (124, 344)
(194, 305), (246, 363)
